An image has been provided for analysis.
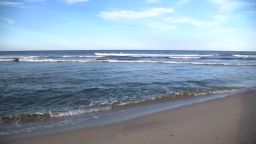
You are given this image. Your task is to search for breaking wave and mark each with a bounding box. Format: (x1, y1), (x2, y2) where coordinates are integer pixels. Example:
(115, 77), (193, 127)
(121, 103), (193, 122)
(0, 106), (111, 124)
(0, 53), (255, 67)
(95, 52), (212, 59)
(0, 53), (256, 62)
(99, 59), (256, 66)
(0, 87), (239, 125)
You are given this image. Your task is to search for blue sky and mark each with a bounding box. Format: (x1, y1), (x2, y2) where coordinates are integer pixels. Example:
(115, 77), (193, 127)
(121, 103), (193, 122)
(0, 0), (255, 51)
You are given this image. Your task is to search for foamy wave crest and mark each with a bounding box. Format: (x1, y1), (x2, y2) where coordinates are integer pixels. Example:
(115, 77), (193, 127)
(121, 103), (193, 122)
(0, 106), (112, 124)
(50, 106), (111, 118)
(168, 55), (204, 59)
(0, 58), (14, 62)
(0, 87), (239, 125)
(19, 58), (256, 66)
(19, 59), (95, 63)
(16, 56), (97, 62)
(95, 52), (212, 58)
(0, 56), (22, 62)
(115, 87), (240, 107)
(0, 55), (102, 62)
(98, 59), (256, 66)
(233, 54), (256, 58)
(60, 55), (103, 58)
(95, 53), (256, 60)
(1, 55), (255, 66)
(199, 54), (256, 60)
(163, 61), (256, 66)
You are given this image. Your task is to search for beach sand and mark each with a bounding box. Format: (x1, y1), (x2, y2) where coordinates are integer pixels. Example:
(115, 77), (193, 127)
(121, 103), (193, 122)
(3, 89), (256, 144)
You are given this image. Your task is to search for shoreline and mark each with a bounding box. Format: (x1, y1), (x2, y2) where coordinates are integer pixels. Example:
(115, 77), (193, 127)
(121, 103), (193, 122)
(2, 88), (256, 144)
(1, 89), (239, 140)
(0, 87), (239, 139)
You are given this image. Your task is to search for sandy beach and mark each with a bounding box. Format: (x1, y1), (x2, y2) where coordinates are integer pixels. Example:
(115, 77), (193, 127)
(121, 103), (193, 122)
(2, 89), (256, 144)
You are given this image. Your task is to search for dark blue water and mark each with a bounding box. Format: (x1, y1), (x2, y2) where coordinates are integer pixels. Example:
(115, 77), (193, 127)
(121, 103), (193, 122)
(0, 50), (256, 137)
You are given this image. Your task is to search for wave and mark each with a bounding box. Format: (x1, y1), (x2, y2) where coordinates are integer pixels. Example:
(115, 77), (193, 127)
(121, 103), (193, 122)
(20, 59), (95, 63)
(201, 55), (256, 60)
(1, 53), (255, 62)
(95, 52), (212, 59)
(0, 55), (102, 62)
(233, 54), (256, 58)
(95, 53), (256, 60)
(116, 87), (239, 107)
(0, 56), (255, 66)
(0, 106), (111, 124)
(232, 55), (256, 60)
(98, 59), (256, 66)
(49, 106), (111, 118)
(0, 87), (239, 125)
(1, 53), (255, 67)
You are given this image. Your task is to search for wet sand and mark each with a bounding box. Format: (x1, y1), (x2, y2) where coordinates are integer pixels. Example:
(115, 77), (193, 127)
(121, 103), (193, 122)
(3, 89), (256, 144)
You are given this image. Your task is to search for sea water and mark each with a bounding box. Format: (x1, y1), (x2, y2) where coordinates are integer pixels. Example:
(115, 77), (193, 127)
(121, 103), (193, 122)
(0, 50), (256, 137)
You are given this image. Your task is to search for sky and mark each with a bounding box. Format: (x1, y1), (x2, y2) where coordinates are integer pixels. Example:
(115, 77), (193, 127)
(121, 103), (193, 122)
(0, 0), (255, 51)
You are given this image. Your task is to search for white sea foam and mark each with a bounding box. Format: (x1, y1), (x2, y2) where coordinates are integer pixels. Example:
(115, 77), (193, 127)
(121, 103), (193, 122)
(233, 54), (256, 58)
(2, 57), (255, 66)
(49, 106), (112, 118)
(62, 55), (103, 58)
(116, 88), (239, 107)
(18, 58), (95, 63)
(0, 56), (21, 62)
(95, 52), (212, 58)
(98, 59), (256, 66)
(0, 55), (102, 62)
(95, 53), (256, 60)
(0, 58), (14, 62)
(1, 54), (255, 66)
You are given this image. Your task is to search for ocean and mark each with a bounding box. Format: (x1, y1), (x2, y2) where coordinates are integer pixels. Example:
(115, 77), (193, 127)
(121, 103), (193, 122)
(0, 50), (256, 138)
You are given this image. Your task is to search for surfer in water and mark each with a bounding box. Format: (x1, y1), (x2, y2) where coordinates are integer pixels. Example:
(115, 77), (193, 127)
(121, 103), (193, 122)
(13, 58), (19, 62)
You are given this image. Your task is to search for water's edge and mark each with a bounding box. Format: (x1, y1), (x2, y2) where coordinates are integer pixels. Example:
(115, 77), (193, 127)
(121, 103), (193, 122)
(1, 88), (248, 141)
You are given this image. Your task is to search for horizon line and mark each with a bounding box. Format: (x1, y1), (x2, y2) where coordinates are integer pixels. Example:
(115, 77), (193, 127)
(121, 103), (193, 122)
(0, 49), (256, 52)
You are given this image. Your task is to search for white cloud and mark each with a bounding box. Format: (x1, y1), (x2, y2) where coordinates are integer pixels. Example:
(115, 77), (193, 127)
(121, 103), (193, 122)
(99, 6), (230, 33)
(145, 21), (176, 33)
(164, 14), (230, 29)
(177, 0), (189, 5)
(0, 17), (14, 24)
(145, 0), (159, 3)
(211, 0), (244, 13)
(0, 0), (87, 5)
(165, 17), (206, 27)
(0, 0), (46, 8)
(211, 14), (229, 25)
(98, 0), (246, 33)
(0, 1), (23, 7)
(65, 0), (88, 4)
(99, 8), (174, 21)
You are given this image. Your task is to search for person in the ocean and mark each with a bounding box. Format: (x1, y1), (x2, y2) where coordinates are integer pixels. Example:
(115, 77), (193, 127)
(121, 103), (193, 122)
(13, 58), (19, 62)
